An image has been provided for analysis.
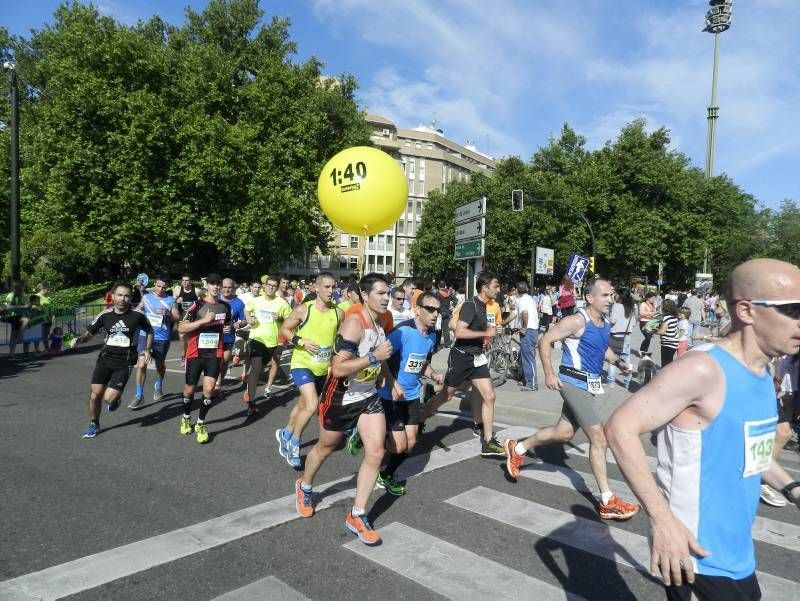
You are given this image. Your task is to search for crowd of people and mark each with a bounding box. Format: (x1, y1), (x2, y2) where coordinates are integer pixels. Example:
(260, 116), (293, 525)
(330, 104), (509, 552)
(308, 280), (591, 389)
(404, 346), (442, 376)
(8, 257), (800, 600)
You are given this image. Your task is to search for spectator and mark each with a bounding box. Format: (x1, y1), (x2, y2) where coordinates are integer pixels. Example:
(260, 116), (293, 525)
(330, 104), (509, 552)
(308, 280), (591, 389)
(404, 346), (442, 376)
(556, 275), (576, 317)
(36, 282), (53, 353)
(437, 280), (455, 348)
(607, 287), (635, 388)
(539, 285), (553, 332)
(681, 290), (705, 348)
(656, 298), (680, 366)
(516, 281), (540, 391)
(3, 281), (31, 357)
(677, 307), (691, 357)
(638, 291), (657, 352)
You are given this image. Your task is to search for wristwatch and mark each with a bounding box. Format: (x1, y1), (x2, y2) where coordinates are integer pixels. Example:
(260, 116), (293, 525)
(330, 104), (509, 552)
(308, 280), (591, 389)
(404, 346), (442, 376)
(781, 481), (800, 501)
(367, 351), (377, 364)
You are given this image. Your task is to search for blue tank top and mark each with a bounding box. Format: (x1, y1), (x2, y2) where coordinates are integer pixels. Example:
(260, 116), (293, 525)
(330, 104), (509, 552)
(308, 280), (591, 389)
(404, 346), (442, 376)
(656, 345), (777, 579)
(137, 293), (175, 342)
(559, 308), (610, 390)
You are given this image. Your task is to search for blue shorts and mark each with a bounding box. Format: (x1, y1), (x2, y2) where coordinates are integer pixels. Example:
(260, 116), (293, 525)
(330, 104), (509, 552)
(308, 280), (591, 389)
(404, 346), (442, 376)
(291, 368), (327, 394)
(137, 337), (170, 362)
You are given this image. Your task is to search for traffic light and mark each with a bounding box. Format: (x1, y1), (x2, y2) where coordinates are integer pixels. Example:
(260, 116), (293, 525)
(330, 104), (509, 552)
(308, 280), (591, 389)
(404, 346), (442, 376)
(589, 256), (595, 272)
(511, 189), (523, 212)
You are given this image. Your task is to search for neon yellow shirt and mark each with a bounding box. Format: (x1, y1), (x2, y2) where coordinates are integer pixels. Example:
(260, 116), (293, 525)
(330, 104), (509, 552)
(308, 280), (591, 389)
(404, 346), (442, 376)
(290, 300), (341, 375)
(245, 295), (291, 347)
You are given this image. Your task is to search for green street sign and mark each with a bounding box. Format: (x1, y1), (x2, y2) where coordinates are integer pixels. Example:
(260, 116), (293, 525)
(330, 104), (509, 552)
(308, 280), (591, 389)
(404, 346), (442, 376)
(454, 238), (484, 260)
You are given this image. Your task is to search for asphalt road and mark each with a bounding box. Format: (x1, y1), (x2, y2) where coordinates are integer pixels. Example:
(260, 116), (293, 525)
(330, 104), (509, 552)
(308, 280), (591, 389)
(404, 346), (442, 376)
(1, 336), (799, 601)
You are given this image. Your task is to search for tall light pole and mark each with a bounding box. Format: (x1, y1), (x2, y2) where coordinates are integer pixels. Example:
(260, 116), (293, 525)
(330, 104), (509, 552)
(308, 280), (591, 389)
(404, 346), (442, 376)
(703, 0), (733, 179)
(3, 60), (20, 282)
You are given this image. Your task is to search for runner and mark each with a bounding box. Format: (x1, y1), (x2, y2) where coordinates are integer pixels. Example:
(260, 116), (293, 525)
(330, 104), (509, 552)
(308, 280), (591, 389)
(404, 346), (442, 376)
(294, 273), (393, 546)
(71, 282), (153, 438)
(174, 275), (199, 367)
(129, 276), (180, 409)
(217, 278), (247, 402)
(606, 258), (800, 599)
(276, 272), (342, 467)
(504, 278), (641, 520)
(420, 272), (505, 457)
(336, 283), (360, 313)
(177, 274), (231, 443)
(373, 290), (443, 495)
(235, 281), (261, 381)
(243, 275), (291, 403)
(389, 286), (412, 326)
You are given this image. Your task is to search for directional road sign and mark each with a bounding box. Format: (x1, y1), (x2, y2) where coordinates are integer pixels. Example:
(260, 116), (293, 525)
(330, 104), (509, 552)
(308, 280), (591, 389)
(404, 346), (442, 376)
(455, 217), (485, 242)
(455, 198), (486, 224)
(454, 239), (484, 260)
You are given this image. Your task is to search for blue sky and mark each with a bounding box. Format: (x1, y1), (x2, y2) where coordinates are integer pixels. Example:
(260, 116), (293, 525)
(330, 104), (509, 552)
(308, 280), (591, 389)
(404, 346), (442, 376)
(7, 1), (799, 210)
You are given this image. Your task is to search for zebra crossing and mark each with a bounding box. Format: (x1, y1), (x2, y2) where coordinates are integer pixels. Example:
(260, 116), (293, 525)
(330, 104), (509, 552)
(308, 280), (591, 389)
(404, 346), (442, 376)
(2, 423), (799, 601)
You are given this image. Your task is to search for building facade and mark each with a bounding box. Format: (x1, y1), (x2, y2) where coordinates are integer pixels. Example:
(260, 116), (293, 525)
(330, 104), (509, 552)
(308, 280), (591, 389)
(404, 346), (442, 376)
(283, 113), (494, 282)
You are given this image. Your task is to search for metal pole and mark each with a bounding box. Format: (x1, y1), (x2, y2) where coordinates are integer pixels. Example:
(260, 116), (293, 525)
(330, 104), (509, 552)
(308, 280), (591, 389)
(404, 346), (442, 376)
(534, 198), (595, 268)
(9, 66), (20, 282)
(705, 32), (721, 178)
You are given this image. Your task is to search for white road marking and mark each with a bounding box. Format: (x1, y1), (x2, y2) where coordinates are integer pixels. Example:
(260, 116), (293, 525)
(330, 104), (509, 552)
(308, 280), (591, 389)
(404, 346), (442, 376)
(211, 576), (311, 601)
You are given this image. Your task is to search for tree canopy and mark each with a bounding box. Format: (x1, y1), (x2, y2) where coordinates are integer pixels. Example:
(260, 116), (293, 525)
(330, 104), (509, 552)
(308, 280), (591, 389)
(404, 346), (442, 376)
(0, 0), (370, 285)
(412, 120), (796, 291)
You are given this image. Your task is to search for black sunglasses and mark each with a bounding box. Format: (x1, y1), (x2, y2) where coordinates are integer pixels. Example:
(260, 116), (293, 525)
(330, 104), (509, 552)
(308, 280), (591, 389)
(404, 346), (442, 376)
(420, 305), (440, 314)
(747, 300), (800, 320)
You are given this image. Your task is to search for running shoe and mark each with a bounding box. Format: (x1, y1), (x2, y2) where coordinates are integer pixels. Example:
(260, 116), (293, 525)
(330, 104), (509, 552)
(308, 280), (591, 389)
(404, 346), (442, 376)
(345, 512), (381, 545)
(195, 423), (209, 444)
(346, 429), (363, 456)
(287, 442), (301, 468)
(376, 473), (407, 496)
(760, 484), (788, 507)
(245, 404), (258, 418)
(480, 437), (505, 458)
(180, 416), (193, 435)
(264, 386), (272, 397)
(472, 422), (484, 438)
(152, 388), (164, 402)
(127, 395), (144, 410)
(106, 398), (121, 412)
(82, 423), (98, 438)
(504, 439), (524, 478)
(275, 428), (288, 459)
(295, 478), (314, 518)
(598, 495), (641, 520)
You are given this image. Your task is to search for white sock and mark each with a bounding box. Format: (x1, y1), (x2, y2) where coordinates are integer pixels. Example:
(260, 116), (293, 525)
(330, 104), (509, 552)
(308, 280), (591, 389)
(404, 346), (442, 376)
(514, 442), (526, 456)
(601, 491), (614, 505)
(351, 506), (365, 517)
(196, 418), (204, 425)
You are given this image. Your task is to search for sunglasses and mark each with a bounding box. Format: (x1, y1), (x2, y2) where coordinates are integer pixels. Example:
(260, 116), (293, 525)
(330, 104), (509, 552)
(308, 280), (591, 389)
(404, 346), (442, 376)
(747, 299), (800, 320)
(420, 305), (440, 314)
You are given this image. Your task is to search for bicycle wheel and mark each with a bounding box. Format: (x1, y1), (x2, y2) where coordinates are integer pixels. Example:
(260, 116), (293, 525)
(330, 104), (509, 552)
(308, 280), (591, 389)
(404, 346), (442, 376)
(486, 348), (510, 387)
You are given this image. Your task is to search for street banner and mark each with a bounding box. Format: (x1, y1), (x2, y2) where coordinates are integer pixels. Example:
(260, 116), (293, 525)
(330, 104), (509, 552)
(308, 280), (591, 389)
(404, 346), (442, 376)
(535, 247), (554, 275)
(565, 253), (589, 284)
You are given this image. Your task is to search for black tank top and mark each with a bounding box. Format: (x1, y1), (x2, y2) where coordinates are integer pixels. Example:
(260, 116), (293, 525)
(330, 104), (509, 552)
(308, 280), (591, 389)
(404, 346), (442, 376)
(178, 287), (198, 311)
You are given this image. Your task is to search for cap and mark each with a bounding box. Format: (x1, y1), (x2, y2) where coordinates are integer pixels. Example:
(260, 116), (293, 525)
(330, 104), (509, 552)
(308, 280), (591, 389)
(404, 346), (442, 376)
(206, 273), (222, 285)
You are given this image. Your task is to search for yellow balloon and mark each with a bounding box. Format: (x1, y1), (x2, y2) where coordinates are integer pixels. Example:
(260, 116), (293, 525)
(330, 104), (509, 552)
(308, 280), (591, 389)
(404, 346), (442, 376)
(317, 146), (408, 236)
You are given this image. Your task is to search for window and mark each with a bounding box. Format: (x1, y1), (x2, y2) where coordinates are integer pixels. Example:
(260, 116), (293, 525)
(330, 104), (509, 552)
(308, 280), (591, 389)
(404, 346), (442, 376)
(399, 239), (406, 258)
(386, 256), (393, 272)
(340, 233), (349, 247)
(400, 158), (407, 174)
(321, 255), (331, 268)
(367, 255), (375, 270)
(386, 234), (393, 248)
(399, 262), (405, 274)
(407, 219), (414, 235)
(350, 235), (359, 249)
(309, 255), (319, 269)
(408, 158), (415, 177)
(419, 159), (425, 180)
(398, 220), (404, 233)
(417, 200), (423, 215)
(349, 256), (358, 270)
(415, 141), (421, 149)
(377, 255), (384, 267)
(339, 255), (348, 269)
(408, 178), (415, 195)
(418, 178), (424, 195)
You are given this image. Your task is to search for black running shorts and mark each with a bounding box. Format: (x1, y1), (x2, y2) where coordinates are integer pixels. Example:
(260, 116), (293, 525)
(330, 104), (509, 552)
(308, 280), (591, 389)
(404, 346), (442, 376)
(444, 348), (490, 388)
(185, 356), (221, 384)
(319, 394), (384, 432)
(91, 359), (133, 391)
(249, 339), (276, 362)
(665, 571), (760, 601)
(382, 398), (423, 431)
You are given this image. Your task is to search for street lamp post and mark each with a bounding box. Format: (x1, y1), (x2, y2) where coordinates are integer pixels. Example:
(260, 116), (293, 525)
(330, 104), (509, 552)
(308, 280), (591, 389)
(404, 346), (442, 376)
(531, 197), (596, 270)
(703, 0), (733, 179)
(4, 60), (20, 282)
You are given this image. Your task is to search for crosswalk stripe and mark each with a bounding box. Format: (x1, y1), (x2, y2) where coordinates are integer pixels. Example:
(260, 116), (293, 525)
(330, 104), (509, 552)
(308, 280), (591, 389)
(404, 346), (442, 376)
(566, 441), (658, 469)
(523, 455), (800, 552)
(210, 576), (311, 601)
(344, 522), (585, 601)
(0, 426), (527, 601)
(447, 486), (800, 601)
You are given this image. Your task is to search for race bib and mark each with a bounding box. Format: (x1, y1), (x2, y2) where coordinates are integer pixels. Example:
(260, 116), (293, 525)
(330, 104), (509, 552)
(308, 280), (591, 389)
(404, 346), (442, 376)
(146, 312), (163, 328)
(198, 332), (220, 349)
(743, 417), (778, 478)
(587, 374), (605, 395)
(355, 365), (381, 382)
(107, 332), (130, 347)
(313, 346), (332, 363)
(181, 301), (192, 311)
(257, 310), (274, 323)
(473, 353), (488, 367)
(487, 313), (496, 325)
(404, 352), (427, 374)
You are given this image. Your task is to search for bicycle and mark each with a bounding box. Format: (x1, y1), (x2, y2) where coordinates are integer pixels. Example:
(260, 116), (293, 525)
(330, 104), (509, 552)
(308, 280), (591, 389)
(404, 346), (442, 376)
(486, 327), (521, 387)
